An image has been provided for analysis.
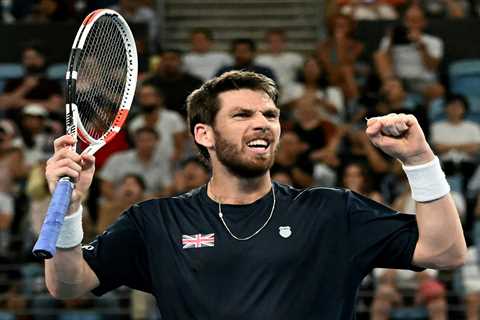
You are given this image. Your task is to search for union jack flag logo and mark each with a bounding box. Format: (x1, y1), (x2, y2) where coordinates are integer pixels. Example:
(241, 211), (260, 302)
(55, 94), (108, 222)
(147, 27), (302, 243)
(182, 233), (215, 249)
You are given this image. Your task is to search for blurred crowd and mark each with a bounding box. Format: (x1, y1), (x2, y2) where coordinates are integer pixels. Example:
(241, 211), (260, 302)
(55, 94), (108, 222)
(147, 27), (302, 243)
(0, 0), (480, 319)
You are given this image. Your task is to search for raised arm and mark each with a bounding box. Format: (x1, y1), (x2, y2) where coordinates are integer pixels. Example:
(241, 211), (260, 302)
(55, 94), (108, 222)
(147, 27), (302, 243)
(43, 135), (99, 298)
(366, 114), (467, 270)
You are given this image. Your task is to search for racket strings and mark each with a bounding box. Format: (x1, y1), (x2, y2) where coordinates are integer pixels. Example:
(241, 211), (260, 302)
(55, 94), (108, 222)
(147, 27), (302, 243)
(76, 15), (128, 140)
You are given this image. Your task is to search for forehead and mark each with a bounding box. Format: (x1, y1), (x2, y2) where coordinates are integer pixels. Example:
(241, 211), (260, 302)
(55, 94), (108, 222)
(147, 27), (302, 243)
(217, 89), (276, 112)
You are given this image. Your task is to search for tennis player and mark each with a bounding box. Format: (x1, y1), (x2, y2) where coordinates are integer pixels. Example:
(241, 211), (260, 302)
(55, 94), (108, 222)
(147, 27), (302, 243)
(44, 71), (466, 319)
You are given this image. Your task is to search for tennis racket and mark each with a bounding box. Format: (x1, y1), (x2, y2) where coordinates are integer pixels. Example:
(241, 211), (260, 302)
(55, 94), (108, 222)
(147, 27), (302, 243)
(32, 9), (138, 259)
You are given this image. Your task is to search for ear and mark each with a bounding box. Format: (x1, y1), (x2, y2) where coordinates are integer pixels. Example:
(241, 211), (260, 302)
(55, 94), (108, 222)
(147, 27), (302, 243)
(193, 123), (214, 149)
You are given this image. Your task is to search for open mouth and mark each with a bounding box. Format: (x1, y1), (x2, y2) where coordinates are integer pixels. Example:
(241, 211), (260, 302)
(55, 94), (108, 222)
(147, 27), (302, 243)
(247, 139), (271, 153)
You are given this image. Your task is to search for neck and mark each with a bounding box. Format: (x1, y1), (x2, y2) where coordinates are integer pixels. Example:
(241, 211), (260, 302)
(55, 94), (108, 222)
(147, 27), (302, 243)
(208, 164), (272, 204)
(137, 150), (153, 162)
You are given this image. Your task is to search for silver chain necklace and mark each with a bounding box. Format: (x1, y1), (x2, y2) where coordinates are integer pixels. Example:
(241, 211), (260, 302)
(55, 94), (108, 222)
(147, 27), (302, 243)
(215, 184), (276, 241)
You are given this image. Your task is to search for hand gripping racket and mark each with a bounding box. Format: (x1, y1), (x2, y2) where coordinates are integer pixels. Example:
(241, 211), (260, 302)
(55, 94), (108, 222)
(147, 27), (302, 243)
(32, 9), (138, 259)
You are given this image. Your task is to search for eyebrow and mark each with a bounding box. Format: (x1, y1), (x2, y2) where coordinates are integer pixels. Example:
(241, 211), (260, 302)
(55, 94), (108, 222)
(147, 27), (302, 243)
(230, 106), (280, 115)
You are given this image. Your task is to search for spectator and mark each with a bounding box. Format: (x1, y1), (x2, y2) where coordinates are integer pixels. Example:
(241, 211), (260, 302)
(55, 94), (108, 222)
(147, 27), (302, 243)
(110, 0), (161, 51)
(430, 94), (480, 192)
(183, 28), (233, 82)
(459, 246), (480, 320)
(0, 191), (14, 258)
(271, 130), (314, 188)
(99, 127), (171, 200)
(145, 49), (203, 117)
(368, 77), (430, 137)
(164, 156), (210, 196)
(0, 44), (63, 117)
(215, 38), (277, 82)
(370, 268), (447, 320)
(25, 158), (50, 238)
(419, 0), (469, 18)
(340, 162), (383, 202)
(336, 0), (399, 20)
(128, 84), (188, 162)
(374, 5), (445, 101)
(291, 100), (340, 168)
(316, 14), (364, 100)
(0, 120), (26, 194)
(255, 29), (303, 96)
(96, 174), (146, 235)
(24, 0), (73, 23)
(18, 103), (61, 168)
(336, 124), (391, 175)
(283, 55), (344, 124)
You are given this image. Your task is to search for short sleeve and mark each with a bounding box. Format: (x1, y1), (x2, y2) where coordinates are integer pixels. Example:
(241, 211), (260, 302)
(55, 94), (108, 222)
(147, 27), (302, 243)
(83, 208), (152, 296)
(424, 36), (443, 59)
(170, 112), (186, 133)
(379, 36), (391, 51)
(98, 154), (122, 183)
(346, 190), (423, 272)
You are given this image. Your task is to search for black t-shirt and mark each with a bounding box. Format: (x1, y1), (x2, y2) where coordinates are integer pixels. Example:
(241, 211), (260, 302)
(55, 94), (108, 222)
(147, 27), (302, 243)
(83, 182), (421, 320)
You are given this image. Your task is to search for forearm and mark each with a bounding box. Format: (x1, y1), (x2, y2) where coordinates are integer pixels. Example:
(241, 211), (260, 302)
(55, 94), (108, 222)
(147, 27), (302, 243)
(414, 194), (466, 269)
(402, 155), (467, 269)
(45, 246), (99, 299)
(417, 45), (439, 71)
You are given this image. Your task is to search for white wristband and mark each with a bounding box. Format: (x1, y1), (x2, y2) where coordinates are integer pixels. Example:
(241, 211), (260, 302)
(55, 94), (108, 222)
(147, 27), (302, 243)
(402, 156), (451, 202)
(56, 205), (84, 249)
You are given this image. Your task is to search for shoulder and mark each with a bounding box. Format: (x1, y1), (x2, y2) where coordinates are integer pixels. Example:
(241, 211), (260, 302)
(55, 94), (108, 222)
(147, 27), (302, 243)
(463, 120), (480, 129)
(161, 109), (184, 121)
(110, 149), (135, 161)
(275, 182), (347, 204)
(421, 34), (443, 47)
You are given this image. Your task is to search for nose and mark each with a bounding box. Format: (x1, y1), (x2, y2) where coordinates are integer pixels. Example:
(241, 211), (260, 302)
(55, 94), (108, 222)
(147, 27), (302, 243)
(252, 112), (271, 132)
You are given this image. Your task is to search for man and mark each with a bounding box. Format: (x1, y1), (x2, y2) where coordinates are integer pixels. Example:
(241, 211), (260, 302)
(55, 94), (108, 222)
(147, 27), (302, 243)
(255, 29), (303, 94)
(0, 44), (63, 116)
(430, 94), (480, 192)
(128, 84), (188, 162)
(374, 5), (444, 100)
(182, 28), (233, 82)
(145, 49), (203, 117)
(99, 127), (171, 201)
(43, 71), (465, 319)
(215, 38), (276, 82)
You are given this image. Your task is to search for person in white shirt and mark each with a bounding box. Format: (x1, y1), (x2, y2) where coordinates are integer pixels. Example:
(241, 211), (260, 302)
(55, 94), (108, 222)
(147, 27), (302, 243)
(99, 127), (172, 200)
(374, 5), (445, 100)
(128, 84), (188, 162)
(255, 29), (303, 98)
(282, 55), (344, 123)
(431, 94), (480, 191)
(182, 28), (232, 82)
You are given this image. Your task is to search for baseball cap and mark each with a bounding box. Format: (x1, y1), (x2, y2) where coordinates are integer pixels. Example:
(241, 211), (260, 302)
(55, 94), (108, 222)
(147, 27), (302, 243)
(23, 104), (48, 117)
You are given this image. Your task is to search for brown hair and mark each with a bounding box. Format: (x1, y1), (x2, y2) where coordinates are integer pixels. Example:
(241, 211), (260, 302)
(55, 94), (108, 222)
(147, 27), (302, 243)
(186, 70), (279, 160)
(326, 13), (356, 38)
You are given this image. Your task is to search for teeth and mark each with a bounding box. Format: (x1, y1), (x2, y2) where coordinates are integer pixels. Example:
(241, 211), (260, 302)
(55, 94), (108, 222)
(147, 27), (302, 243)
(248, 139), (268, 147)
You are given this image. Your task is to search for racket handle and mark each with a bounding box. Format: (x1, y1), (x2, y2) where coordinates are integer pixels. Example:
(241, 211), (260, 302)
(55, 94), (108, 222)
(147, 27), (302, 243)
(32, 178), (74, 259)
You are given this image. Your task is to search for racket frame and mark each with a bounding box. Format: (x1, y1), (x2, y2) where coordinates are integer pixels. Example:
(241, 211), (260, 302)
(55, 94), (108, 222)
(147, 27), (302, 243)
(66, 8), (138, 155)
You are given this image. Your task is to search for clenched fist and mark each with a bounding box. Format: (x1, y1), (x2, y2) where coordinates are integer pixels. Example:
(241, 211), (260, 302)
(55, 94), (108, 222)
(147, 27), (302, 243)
(365, 113), (435, 166)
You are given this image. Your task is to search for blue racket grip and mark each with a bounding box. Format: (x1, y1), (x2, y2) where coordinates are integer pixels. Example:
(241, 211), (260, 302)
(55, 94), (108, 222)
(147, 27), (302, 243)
(32, 178), (74, 259)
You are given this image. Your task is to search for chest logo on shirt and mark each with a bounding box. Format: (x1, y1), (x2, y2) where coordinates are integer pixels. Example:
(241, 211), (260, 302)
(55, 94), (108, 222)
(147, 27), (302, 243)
(279, 226), (292, 238)
(182, 233), (215, 249)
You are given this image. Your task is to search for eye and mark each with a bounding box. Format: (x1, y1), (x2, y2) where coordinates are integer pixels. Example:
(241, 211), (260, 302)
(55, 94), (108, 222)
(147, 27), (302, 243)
(233, 112), (250, 118)
(264, 111), (279, 119)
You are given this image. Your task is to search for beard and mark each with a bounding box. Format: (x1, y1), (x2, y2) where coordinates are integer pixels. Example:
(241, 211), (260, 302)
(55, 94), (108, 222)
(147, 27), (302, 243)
(213, 129), (276, 178)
